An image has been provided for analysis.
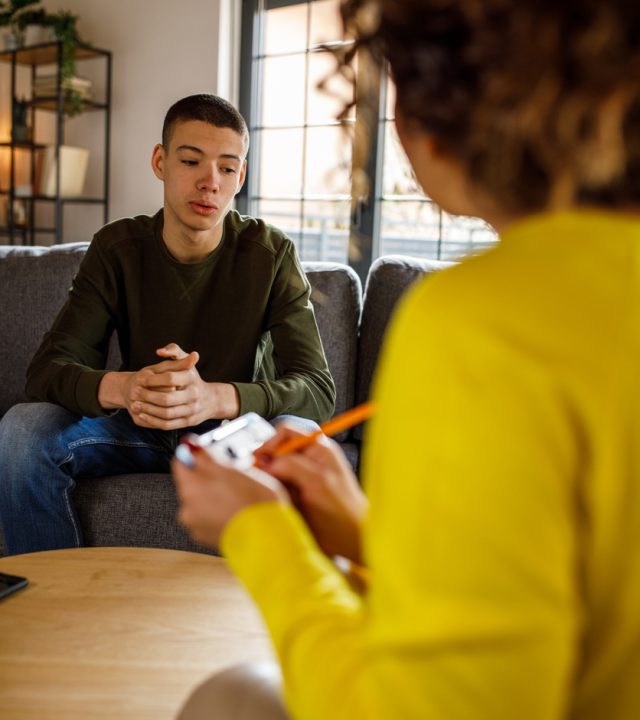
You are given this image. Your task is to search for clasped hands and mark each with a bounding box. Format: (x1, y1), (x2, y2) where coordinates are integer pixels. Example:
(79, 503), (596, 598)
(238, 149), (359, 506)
(99, 342), (239, 429)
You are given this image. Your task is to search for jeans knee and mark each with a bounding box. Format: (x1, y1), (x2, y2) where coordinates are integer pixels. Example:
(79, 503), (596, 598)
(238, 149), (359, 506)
(271, 414), (320, 433)
(0, 403), (35, 445)
(0, 402), (75, 465)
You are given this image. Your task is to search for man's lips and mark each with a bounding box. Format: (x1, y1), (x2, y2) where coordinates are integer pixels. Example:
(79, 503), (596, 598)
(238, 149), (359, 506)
(189, 201), (218, 216)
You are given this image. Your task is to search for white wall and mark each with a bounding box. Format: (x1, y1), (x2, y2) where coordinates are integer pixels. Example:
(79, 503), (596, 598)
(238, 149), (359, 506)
(27, 0), (240, 243)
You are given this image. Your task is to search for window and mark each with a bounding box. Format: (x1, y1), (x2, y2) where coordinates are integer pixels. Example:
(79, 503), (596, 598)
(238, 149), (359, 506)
(238, 0), (495, 278)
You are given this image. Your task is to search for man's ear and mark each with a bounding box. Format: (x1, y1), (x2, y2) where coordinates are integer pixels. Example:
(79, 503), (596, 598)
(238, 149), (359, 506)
(236, 159), (247, 194)
(151, 144), (166, 180)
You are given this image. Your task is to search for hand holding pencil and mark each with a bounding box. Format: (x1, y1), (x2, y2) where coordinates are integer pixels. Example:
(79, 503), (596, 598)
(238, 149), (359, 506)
(173, 402), (372, 561)
(268, 401), (375, 458)
(254, 403), (373, 564)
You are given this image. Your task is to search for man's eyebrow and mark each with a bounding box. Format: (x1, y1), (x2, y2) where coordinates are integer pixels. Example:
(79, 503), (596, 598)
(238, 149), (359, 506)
(176, 144), (204, 154)
(175, 145), (242, 162)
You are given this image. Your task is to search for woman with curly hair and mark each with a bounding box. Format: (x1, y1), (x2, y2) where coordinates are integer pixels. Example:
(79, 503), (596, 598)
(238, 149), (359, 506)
(174, 1), (640, 718)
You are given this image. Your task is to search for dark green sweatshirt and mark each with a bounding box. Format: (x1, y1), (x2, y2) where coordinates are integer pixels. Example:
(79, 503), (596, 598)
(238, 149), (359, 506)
(26, 209), (336, 423)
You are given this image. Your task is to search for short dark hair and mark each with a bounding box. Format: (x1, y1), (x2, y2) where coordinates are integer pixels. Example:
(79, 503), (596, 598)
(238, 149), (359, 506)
(162, 94), (249, 152)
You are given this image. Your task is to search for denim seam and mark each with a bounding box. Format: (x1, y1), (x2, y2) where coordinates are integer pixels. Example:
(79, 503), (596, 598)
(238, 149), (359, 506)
(57, 452), (80, 547)
(68, 438), (169, 453)
(62, 488), (81, 547)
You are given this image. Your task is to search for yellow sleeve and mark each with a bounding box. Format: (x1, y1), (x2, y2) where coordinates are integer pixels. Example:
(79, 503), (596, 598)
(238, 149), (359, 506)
(221, 502), (379, 719)
(223, 269), (581, 719)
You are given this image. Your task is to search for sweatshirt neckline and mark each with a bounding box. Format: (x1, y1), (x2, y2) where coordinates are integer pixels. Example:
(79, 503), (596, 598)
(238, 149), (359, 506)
(154, 209), (228, 269)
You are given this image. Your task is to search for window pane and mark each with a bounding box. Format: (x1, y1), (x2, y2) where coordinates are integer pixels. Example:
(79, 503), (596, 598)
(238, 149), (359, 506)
(379, 200), (443, 259)
(309, 0), (343, 47)
(307, 50), (354, 124)
(252, 199), (350, 263)
(264, 3), (309, 55)
(256, 199), (303, 243)
(261, 54), (306, 127)
(257, 128), (304, 197)
(299, 199), (350, 262)
(380, 201), (497, 260)
(440, 212), (496, 261)
(382, 120), (420, 196)
(304, 125), (351, 196)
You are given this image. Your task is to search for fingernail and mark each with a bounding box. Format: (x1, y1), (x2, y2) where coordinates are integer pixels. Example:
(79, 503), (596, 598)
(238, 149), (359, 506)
(254, 452), (272, 468)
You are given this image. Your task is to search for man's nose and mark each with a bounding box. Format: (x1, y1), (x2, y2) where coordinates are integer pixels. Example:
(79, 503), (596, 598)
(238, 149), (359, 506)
(198, 165), (220, 192)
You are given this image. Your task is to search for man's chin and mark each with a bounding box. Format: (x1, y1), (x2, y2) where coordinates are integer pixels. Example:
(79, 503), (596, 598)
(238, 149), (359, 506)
(183, 215), (221, 235)
(165, 204), (226, 239)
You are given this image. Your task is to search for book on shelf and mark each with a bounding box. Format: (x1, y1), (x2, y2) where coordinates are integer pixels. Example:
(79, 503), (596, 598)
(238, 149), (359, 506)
(33, 74), (93, 100)
(34, 145), (90, 198)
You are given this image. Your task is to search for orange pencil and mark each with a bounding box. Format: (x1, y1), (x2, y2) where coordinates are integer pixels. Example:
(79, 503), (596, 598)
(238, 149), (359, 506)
(272, 401), (376, 457)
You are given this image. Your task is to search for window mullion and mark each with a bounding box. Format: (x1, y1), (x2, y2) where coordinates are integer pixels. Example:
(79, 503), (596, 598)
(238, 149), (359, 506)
(237, 0), (264, 216)
(349, 51), (384, 284)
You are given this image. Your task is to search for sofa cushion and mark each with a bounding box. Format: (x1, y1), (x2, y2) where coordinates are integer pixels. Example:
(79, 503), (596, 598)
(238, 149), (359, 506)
(0, 243), (89, 416)
(73, 473), (214, 553)
(354, 255), (451, 440)
(302, 262), (362, 438)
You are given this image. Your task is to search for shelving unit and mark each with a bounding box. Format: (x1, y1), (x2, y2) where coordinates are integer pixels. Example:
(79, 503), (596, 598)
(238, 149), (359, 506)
(0, 41), (111, 245)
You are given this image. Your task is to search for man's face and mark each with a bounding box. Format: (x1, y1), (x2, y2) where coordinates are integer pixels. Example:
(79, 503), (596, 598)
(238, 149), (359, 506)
(152, 119), (247, 245)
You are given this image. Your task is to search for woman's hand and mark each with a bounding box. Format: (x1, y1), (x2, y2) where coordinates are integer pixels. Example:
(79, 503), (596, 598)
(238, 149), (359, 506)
(256, 424), (368, 563)
(172, 447), (288, 550)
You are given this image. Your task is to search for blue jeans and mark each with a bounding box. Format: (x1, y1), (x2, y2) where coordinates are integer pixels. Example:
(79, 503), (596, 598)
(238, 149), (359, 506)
(0, 402), (319, 556)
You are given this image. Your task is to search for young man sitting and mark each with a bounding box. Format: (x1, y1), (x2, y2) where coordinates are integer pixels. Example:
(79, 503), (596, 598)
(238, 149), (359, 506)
(0, 94), (335, 556)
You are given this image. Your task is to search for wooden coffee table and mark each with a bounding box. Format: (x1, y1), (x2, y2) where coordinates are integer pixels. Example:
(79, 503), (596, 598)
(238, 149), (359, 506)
(0, 547), (274, 719)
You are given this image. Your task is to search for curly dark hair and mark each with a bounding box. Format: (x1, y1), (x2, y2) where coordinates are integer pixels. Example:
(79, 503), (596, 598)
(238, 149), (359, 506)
(337, 0), (640, 213)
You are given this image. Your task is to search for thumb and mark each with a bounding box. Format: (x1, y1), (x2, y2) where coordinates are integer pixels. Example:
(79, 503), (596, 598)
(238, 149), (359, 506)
(174, 350), (200, 371)
(156, 343), (189, 361)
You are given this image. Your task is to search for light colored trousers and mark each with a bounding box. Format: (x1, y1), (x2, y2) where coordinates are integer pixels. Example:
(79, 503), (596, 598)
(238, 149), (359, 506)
(177, 662), (289, 720)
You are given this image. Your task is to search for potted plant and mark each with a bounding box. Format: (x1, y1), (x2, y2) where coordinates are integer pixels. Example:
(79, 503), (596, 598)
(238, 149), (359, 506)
(15, 6), (52, 46)
(0, 0), (39, 49)
(48, 9), (84, 117)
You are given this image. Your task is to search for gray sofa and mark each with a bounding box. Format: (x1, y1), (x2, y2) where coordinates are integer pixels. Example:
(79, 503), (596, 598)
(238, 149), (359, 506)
(0, 243), (447, 554)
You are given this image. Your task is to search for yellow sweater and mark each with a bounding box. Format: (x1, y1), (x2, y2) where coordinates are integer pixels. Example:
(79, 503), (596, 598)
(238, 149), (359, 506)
(222, 210), (640, 719)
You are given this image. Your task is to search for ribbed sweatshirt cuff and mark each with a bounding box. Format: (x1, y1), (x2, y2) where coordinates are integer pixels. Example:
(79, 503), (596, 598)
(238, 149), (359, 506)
(233, 381), (270, 417)
(75, 368), (111, 417)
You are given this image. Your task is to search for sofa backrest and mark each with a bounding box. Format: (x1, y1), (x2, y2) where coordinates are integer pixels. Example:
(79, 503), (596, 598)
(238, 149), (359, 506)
(303, 262), (362, 437)
(354, 255), (451, 440)
(0, 243), (89, 416)
(0, 245), (362, 423)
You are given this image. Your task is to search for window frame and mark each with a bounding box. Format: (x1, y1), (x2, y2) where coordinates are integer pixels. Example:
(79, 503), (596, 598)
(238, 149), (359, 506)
(238, 0), (494, 281)
(239, 0), (382, 282)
